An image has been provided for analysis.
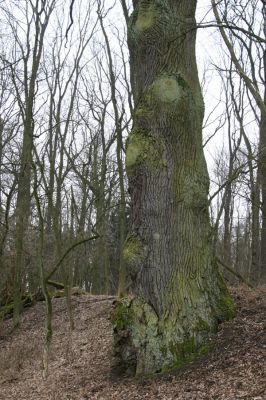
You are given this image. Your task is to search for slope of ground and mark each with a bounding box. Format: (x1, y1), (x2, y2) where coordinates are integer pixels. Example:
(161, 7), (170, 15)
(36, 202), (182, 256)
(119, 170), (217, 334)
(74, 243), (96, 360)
(0, 286), (265, 400)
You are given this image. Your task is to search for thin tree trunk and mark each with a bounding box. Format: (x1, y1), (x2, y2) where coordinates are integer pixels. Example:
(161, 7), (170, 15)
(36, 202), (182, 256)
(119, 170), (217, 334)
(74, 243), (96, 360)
(259, 39), (266, 281)
(251, 179), (260, 282)
(13, 108), (33, 327)
(97, 7), (127, 296)
(212, 0), (266, 284)
(12, 0), (55, 327)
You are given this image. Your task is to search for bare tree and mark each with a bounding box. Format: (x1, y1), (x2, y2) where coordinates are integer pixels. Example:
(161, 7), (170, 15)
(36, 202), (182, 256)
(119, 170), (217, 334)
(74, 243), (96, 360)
(212, 0), (266, 282)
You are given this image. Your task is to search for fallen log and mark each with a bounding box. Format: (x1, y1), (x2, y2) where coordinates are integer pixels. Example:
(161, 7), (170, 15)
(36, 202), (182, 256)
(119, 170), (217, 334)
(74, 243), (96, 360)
(47, 280), (65, 290)
(0, 294), (33, 320)
(216, 257), (254, 289)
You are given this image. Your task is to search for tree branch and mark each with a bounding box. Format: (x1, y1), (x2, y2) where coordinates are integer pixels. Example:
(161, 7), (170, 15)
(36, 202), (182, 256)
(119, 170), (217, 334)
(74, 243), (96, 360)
(46, 234), (100, 281)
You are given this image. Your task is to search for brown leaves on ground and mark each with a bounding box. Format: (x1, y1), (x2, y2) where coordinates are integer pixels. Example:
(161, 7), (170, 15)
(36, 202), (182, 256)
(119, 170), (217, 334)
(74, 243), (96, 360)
(0, 286), (265, 400)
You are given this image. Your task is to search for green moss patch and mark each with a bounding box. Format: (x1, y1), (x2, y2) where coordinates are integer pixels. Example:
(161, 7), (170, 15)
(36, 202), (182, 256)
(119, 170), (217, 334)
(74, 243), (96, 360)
(125, 132), (144, 169)
(111, 298), (134, 331)
(216, 277), (236, 321)
(111, 272), (235, 376)
(160, 336), (210, 373)
(125, 129), (164, 171)
(124, 234), (143, 265)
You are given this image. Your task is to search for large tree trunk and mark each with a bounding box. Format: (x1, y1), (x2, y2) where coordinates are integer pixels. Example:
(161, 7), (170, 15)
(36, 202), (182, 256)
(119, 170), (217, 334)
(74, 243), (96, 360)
(112, 0), (235, 376)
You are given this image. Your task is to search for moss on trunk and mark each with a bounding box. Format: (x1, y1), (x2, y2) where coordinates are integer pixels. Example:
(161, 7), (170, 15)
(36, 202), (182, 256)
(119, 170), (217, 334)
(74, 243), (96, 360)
(112, 272), (235, 376)
(112, 0), (236, 376)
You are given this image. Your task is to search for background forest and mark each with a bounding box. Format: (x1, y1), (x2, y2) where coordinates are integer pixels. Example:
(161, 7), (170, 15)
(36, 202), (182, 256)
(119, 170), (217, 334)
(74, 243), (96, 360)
(0, 0), (265, 324)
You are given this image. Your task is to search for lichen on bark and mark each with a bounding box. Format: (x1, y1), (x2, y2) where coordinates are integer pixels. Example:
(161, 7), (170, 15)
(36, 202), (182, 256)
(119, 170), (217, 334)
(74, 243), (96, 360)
(112, 0), (236, 377)
(125, 128), (165, 172)
(112, 280), (235, 375)
(151, 75), (183, 103)
(135, 5), (155, 31)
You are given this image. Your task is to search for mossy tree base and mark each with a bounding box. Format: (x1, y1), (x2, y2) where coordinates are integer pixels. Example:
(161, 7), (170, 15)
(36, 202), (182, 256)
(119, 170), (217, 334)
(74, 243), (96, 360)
(112, 273), (235, 376)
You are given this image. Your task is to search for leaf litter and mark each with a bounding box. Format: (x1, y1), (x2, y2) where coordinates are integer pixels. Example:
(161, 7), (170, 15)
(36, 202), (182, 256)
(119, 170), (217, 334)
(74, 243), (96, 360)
(0, 286), (265, 400)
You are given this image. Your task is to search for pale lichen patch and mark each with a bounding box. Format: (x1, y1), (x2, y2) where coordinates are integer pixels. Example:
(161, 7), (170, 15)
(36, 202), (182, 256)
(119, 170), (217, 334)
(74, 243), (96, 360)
(125, 135), (142, 169)
(135, 7), (155, 31)
(152, 76), (183, 103)
(125, 129), (164, 171)
(153, 232), (160, 241)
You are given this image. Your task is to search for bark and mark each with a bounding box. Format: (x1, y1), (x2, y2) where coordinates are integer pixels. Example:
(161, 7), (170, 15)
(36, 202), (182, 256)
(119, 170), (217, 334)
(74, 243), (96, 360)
(222, 96), (234, 268)
(223, 185), (232, 264)
(239, 122), (260, 283)
(13, 102), (34, 327)
(260, 22), (266, 281)
(112, 0), (235, 376)
(259, 96), (266, 283)
(92, 139), (108, 294)
(250, 180), (261, 282)
(33, 167), (53, 378)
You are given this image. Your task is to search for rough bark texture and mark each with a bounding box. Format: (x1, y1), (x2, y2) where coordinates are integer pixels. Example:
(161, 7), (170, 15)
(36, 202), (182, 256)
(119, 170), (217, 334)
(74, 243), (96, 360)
(259, 49), (266, 283)
(112, 0), (235, 376)
(260, 112), (266, 283)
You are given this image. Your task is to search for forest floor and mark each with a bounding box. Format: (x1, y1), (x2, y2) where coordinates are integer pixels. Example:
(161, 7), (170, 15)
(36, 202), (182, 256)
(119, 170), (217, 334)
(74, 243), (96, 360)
(0, 286), (265, 400)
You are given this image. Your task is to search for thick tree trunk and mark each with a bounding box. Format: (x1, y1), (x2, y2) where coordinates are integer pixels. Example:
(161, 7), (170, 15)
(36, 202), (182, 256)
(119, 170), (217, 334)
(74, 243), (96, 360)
(112, 0), (235, 376)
